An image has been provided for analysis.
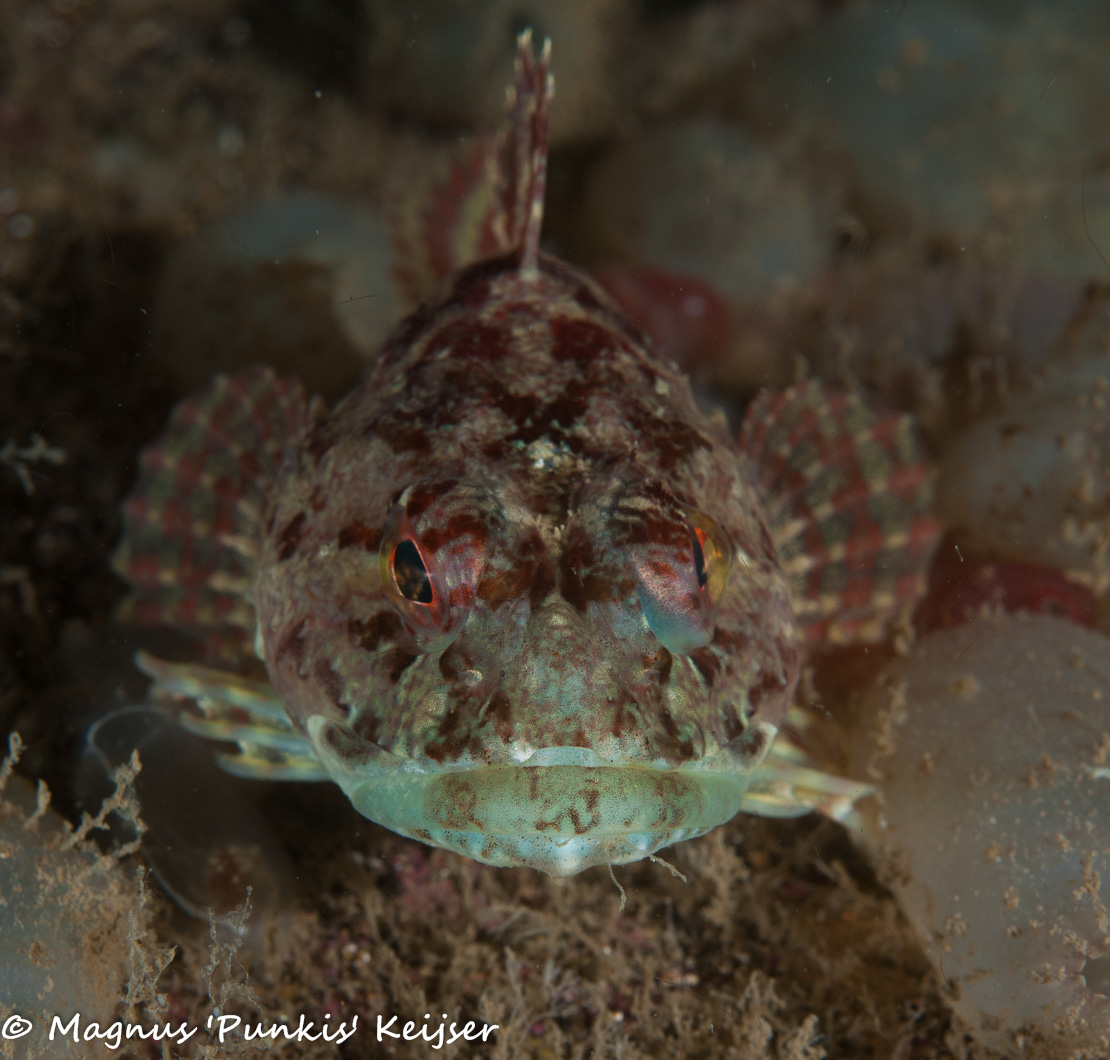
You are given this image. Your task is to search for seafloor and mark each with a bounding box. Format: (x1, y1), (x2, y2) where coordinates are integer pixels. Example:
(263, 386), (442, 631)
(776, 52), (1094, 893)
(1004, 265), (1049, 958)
(1, 2), (1108, 1059)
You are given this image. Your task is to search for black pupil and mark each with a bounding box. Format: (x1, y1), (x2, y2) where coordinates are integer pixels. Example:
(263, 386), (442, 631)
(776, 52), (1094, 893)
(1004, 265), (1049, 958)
(393, 539), (433, 604)
(691, 532), (708, 590)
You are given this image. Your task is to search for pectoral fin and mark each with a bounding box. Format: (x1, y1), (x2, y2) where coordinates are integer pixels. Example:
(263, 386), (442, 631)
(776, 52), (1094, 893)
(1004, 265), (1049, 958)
(136, 651), (327, 782)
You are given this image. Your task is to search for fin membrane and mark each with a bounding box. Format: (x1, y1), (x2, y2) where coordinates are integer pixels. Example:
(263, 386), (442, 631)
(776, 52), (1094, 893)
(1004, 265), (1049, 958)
(136, 651), (326, 781)
(741, 761), (872, 825)
(742, 706), (873, 825)
(113, 367), (309, 660)
(390, 30), (553, 305)
(390, 137), (503, 309)
(740, 381), (940, 645)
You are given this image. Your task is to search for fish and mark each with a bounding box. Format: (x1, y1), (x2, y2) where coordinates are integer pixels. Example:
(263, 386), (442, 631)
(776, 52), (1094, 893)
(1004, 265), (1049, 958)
(112, 33), (940, 878)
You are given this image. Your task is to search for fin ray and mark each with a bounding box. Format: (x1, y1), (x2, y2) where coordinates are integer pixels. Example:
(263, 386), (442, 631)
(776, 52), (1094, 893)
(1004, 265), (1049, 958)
(135, 651), (327, 782)
(740, 381), (940, 645)
(498, 30), (552, 276)
(742, 706), (873, 823)
(113, 367), (309, 660)
(389, 31), (553, 305)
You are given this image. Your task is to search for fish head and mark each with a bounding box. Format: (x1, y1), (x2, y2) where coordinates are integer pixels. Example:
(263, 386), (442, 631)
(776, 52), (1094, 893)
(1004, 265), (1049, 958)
(257, 444), (800, 875)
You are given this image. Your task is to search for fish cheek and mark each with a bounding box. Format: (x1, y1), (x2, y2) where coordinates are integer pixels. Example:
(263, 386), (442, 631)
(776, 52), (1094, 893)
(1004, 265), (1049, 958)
(348, 611), (405, 654)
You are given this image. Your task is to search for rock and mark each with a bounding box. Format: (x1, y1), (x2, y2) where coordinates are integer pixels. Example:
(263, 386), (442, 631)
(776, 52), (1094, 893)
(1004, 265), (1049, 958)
(935, 355), (1110, 593)
(577, 120), (838, 301)
(852, 615), (1110, 1055)
(759, 0), (1110, 282)
(0, 763), (142, 1058)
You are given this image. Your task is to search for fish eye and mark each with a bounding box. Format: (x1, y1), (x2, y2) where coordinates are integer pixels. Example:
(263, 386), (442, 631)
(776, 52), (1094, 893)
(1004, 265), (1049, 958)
(379, 518), (449, 640)
(685, 509), (732, 605)
(379, 522), (451, 645)
(391, 538), (434, 605)
(629, 503), (734, 656)
(377, 479), (494, 650)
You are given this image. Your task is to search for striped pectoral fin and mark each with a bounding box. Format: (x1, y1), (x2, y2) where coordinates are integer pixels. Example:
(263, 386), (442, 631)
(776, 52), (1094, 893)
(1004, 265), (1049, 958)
(740, 381), (941, 645)
(113, 367), (311, 662)
(136, 651), (327, 782)
(207, 743), (328, 783)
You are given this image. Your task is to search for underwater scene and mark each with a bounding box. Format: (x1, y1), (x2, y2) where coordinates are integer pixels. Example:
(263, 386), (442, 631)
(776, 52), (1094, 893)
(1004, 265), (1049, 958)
(1, 1), (1108, 1057)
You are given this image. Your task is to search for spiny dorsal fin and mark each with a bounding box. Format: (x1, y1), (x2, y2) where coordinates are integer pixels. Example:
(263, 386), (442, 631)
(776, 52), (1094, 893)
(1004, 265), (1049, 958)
(496, 30), (553, 277)
(389, 32), (554, 306)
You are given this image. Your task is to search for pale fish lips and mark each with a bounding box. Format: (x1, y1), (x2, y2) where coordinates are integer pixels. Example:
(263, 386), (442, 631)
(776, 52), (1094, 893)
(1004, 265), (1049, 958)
(307, 715), (777, 876)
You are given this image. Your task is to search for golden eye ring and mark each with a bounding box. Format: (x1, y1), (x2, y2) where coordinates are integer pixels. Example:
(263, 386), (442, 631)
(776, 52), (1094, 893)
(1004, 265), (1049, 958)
(683, 506), (733, 607)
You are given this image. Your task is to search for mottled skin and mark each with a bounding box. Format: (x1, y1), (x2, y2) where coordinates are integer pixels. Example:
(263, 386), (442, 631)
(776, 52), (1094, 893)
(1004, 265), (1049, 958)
(116, 36), (937, 875)
(252, 254), (797, 872)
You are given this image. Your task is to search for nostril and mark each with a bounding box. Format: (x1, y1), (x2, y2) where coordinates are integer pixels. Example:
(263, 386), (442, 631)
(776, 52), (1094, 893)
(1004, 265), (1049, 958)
(640, 646), (673, 684)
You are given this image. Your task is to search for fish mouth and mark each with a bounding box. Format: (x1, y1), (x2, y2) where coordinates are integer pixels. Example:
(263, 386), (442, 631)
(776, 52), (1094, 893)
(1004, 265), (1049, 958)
(346, 759), (752, 877)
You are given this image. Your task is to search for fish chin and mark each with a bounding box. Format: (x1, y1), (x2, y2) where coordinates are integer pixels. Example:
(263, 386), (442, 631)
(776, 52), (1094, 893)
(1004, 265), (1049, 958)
(307, 695), (779, 877)
(343, 757), (761, 877)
